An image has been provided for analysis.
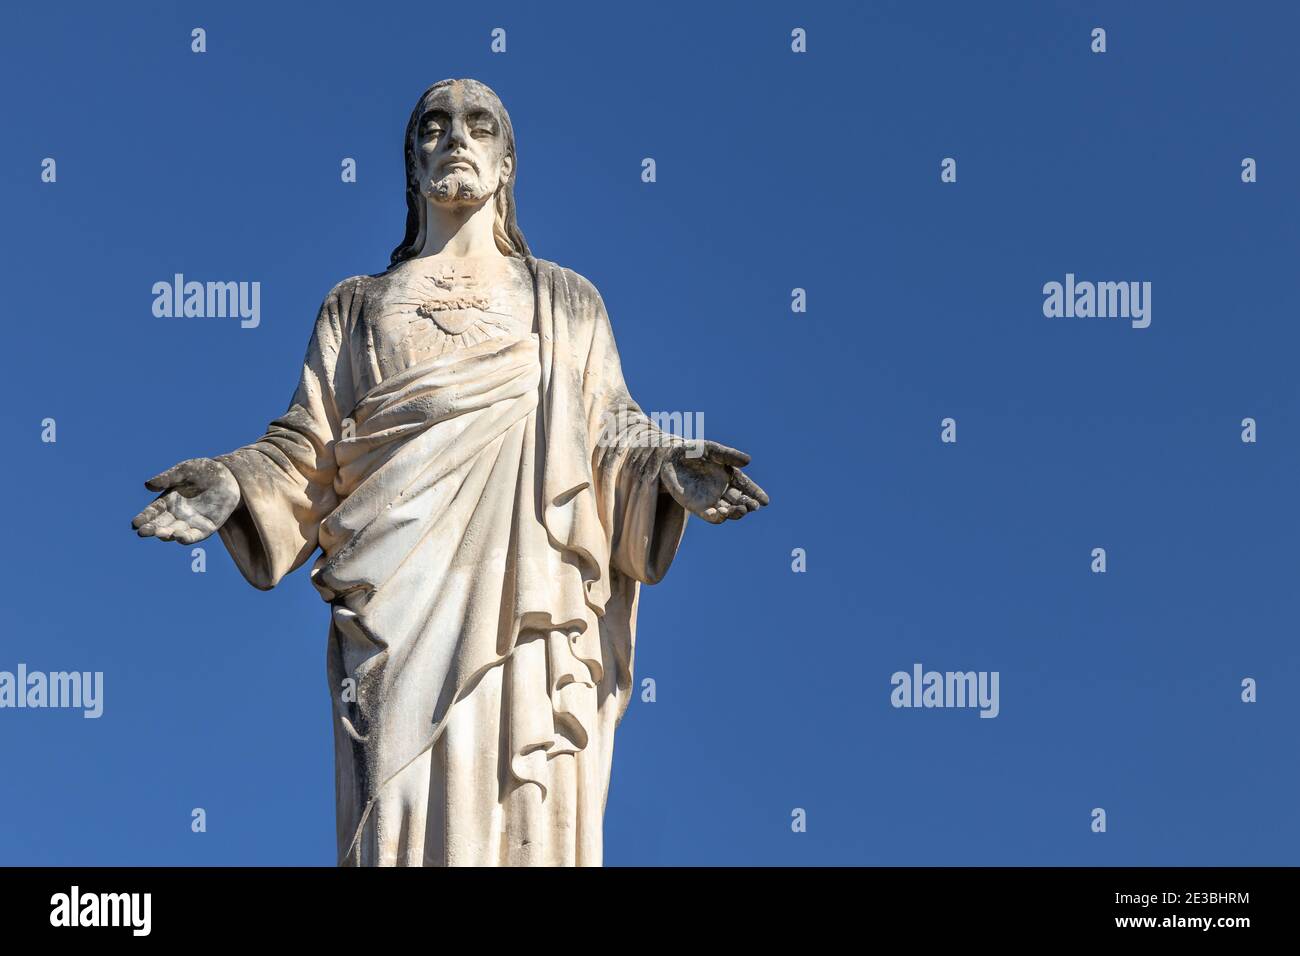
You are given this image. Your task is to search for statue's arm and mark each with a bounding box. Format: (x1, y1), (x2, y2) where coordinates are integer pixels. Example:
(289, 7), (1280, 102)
(132, 283), (356, 590)
(579, 276), (768, 543)
(214, 287), (354, 589)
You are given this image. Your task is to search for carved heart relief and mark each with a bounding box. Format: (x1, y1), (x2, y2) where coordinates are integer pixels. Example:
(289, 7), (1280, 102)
(416, 267), (492, 334)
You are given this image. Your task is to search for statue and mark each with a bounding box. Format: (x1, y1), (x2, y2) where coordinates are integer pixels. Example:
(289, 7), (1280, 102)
(130, 79), (768, 866)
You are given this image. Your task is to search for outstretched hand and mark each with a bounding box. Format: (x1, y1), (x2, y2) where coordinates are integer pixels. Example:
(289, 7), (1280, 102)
(131, 458), (240, 545)
(658, 440), (769, 524)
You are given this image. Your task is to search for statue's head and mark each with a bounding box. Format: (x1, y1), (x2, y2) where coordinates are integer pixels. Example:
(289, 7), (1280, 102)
(390, 78), (530, 265)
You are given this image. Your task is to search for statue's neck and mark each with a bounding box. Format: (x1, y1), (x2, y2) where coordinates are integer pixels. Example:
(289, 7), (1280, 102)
(416, 198), (500, 260)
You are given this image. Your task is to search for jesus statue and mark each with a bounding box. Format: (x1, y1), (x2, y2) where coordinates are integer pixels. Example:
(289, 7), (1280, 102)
(130, 78), (768, 866)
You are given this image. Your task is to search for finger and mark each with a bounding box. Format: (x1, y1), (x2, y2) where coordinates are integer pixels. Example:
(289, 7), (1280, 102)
(715, 497), (747, 517)
(725, 486), (762, 512)
(701, 507), (726, 525)
(154, 521), (184, 541)
(145, 463), (187, 492)
(148, 463), (198, 494)
(729, 469), (769, 506)
(187, 515), (216, 538)
(725, 505), (746, 520)
(703, 441), (750, 468)
(176, 527), (207, 545)
(131, 499), (167, 529)
(136, 511), (176, 536)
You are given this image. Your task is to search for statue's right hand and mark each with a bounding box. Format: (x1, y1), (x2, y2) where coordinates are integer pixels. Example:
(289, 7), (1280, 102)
(131, 458), (240, 545)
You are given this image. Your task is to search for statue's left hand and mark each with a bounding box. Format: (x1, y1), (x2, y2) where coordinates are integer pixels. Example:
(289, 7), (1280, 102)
(658, 440), (769, 524)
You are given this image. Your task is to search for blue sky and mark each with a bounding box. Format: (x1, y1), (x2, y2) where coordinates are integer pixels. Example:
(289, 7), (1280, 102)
(1, 0), (1297, 865)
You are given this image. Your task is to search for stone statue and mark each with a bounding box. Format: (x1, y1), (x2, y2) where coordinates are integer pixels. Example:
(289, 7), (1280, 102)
(130, 78), (768, 866)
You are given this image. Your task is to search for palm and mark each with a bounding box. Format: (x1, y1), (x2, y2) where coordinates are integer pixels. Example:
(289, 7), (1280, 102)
(131, 458), (240, 545)
(659, 441), (769, 524)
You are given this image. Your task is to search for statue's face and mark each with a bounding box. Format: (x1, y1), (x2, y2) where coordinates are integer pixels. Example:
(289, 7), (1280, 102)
(414, 81), (513, 208)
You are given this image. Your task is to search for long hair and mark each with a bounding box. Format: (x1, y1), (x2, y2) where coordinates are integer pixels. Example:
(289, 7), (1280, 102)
(389, 79), (531, 266)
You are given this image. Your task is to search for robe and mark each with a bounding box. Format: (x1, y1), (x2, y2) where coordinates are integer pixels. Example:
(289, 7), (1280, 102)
(214, 256), (688, 866)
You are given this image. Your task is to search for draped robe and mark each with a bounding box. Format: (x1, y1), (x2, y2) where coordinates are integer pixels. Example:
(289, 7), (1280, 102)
(214, 256), (688, 866)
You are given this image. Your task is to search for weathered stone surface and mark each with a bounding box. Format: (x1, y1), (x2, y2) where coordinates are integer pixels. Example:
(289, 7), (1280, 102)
(131, 79), (767, 866)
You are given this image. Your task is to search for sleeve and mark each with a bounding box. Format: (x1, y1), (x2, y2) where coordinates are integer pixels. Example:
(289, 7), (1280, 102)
(214, 284), (357, 590)
(581, 282), (689, 585)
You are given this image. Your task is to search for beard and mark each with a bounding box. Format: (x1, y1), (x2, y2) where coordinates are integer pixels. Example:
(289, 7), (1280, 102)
(422, 169), (490, 205)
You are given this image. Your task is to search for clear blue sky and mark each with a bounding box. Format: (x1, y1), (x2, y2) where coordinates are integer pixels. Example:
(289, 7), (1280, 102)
(1, 0), (1297, 865)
